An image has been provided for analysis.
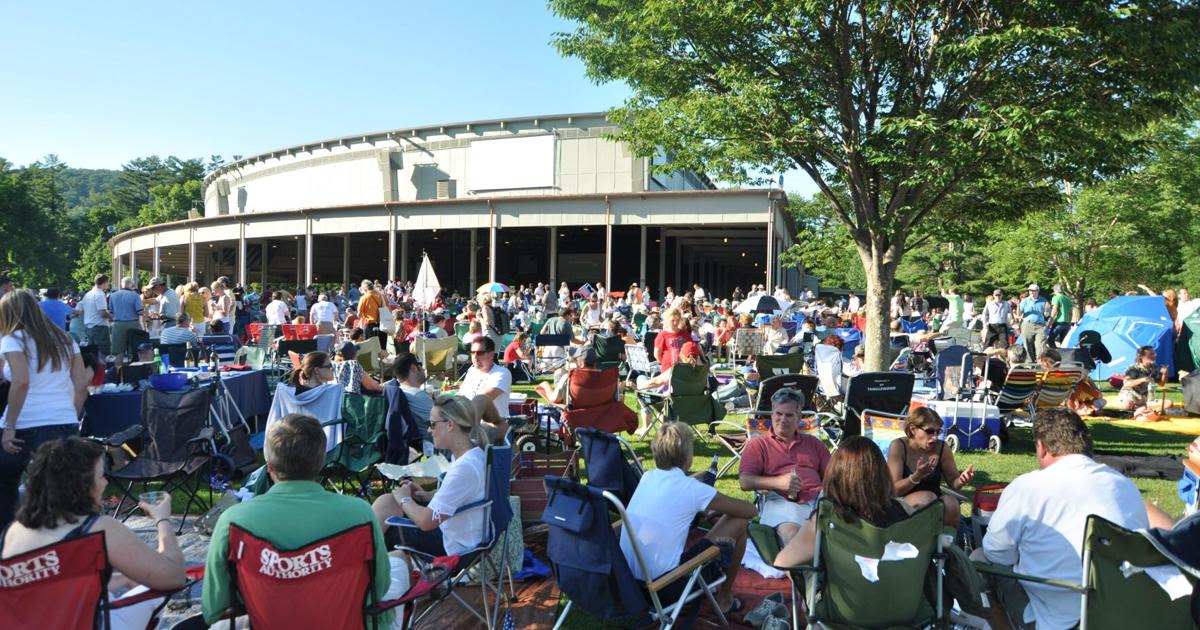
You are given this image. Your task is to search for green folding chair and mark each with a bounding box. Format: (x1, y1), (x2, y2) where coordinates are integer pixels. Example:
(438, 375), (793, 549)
(590, 333), (624, 371)
(755, 353), (806, 378)
(751, 499), (947, 629)
(321, 393), (387, 496)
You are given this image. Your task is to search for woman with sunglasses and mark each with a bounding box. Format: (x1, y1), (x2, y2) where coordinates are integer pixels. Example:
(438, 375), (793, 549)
(372, 395), (489, 561)
(886, 406), (975, 528)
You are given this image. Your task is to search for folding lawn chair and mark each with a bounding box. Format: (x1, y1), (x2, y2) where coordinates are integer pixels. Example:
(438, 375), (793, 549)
(625, 343), (660, 377)
(734, 327), (765, 366)
(640, 363), (726, 437)
(387, 445), (514, 630)
(591, 333), (625, 370)
(813, 344), (845, 413)
(280, 323), (318, 340)
(991, 364), (1042, 428)
(558, 367), (638, 443)
(544, 476), (729, 630)
(754, 352), (805, 378)
(749, 498), (947, 630)
(830, 371), (916, 447)
(577, 427), (643, 505)
(412, 335), (458, 380)
(104, 386), (225, 533)
(0, 530), (193, 630)
(321, 392), (387, 496)
(275, 339), (317, 370)
(931, 344), (970, 399)
(534, 332), (572, 373)
(1031, 365), (1086, 422)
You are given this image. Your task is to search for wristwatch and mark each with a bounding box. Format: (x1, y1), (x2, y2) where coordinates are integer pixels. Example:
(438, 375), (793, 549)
(399, 496), (414, 506)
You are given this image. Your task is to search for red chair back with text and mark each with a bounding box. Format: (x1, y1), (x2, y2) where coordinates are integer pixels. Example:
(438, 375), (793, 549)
(228, 523), (376, 630)
(282, 324), (318, 340)
(0, 531), (109, 630)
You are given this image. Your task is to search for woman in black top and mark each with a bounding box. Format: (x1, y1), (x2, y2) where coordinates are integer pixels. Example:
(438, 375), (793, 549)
(775, 436), (934, 567)
(887, 407), (975, 528)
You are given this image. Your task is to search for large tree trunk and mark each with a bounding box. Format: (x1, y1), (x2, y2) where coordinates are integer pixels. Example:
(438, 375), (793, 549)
(859, 245), (898, 372)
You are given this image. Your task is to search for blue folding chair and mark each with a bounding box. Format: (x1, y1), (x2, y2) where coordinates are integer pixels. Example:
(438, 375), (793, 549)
(576, 428), (643, 506)
(386, 444), (514, 630)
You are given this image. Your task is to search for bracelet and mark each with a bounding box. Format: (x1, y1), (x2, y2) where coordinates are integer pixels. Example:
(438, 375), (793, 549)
(155, 518), (173, 529)
(909, 475), (922, 485)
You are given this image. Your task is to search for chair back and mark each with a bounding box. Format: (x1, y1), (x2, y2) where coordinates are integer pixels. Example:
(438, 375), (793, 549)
(590, 334), (624, 368)
(666, 363), (725, 424)
(483, 445), (514, 549)
(281, 324), (318, 340)
(815, 344), (845, 397)
(141, 387), (213, 465)
(534, 332), (570, 349)
(542, 476), (649, 622)
(835, 328), (862, 361)
(1082, 514), (1199, 630)
(934, 345), (970, 398)
(1035, 366), (1085, 410)
(756, 373), (818, 414)
(246, 322), (266, 343)
(734, 328), (765, 361)
(0, 531), (110, 630)
(254, 324), (278, 353)
(276, 339), (317, 363)
(577, 428), (642, 505)
(412, 335), (458, 377)
(623, 344), (658, 375)
(842, 372), (915, 439)
(156, 343), (188, 367)
(811, 498), (943, 628)
(755, 352), (805, 378)
(900, 317), (929, 334)
(995, 365), (1041, 413)
(566, 368), (619, 408)
(226, 522), (376, 630)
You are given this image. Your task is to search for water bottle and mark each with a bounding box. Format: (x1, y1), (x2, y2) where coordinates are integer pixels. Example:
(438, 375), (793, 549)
(700, 455), (719, 486)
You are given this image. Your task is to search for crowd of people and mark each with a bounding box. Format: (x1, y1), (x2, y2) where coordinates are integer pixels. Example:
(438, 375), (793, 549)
(0, 270), (1196, 629)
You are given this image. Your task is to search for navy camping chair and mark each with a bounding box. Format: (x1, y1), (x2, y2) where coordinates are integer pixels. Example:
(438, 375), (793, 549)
(386, 444), (514, 630)
(576, 428), (643, 506)
(543, 476), (729, 630)
(900, 317), (929, 335)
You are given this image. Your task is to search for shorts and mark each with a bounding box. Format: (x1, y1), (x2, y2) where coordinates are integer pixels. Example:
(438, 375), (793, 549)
(86, 325), (111, 355)
(1117, 389), (1147, 407)
(110, 321), (142, 357)
(395, 524), (446, 557)
(760, 494), (817, 528)
(655, 538), (733, 605)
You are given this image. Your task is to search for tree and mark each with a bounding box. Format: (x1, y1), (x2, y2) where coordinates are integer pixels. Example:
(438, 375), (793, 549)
(780, 193), (865, 291)
(551, 0), (1200, 369)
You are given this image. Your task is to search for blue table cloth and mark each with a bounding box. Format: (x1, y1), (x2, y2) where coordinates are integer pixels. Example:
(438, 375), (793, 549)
(82, 369), (271, 438)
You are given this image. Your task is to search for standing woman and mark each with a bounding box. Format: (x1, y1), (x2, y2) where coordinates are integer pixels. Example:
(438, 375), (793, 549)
(180, 283), (208, 337)
(0, 290), (89, 529)
(209, 281), (233, 333)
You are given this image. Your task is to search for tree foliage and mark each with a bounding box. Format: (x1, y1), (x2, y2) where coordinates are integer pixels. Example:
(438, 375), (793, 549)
(551, 0), (1200, 368)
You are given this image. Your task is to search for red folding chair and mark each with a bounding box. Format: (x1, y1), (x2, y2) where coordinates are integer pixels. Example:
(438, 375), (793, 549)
(245, 322), (265, 344)
(280, 324), (318, 340)
(0, 531), (185, 630)
(213, 522), (459, 630)
(559, 368), (637, 444)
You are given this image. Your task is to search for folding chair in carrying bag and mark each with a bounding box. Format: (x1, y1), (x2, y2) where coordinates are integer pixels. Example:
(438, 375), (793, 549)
(829, 371), (915, 448)
(551, 367), (638, 446)
(639, 363), (726, 438)
(577, 427), (643, 506)
(105, 386), (226, 533)
(544, 476), (729, 630)
(749, 498), (947, 630)
(0, 529), (193, 630)
(386, 445), (514, 630)
(321, 392), (388, 496)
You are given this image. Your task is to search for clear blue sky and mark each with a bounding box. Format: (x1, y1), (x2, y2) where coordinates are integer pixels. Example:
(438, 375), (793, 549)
(0, 1), (814, 195)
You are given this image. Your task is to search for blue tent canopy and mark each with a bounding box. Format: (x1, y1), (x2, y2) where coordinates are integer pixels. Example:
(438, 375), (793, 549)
(1065, 296), (1176, 379)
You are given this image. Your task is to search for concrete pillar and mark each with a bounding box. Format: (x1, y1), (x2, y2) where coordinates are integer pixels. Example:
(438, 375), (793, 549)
(188, 231), (196, 283)
(766, 205), (776, 291)
(399, 231), (409, 282)
(639, 226), (647, 286)
(304, 218), (313, 288)
(488, 216), (497, 283)
(237, 229), (247, 288)
(260, 239), (268, 289)
(658, 229), (666, 296)
(342, 235), (351, 288)
(674, 239), (682, 292)
(387, 210), (397, 282)
(469, 229), (478, 292)
(152, 232), (160, 278)
(549, 228), (558, 289)
(128, 248), (136, 283)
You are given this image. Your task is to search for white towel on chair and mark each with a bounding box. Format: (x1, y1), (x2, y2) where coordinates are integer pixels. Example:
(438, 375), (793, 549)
(742, 537), (785, 579)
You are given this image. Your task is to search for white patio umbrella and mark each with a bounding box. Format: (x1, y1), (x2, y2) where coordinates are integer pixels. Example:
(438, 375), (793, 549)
(412, 253), (442, 308)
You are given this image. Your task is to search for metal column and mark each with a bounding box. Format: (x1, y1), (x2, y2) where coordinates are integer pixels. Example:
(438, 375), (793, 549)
(237, 226), (247, 288)
(766, 207), (776, 292)
(342, 235), (350, 288)
(188, 231), (196, 283)
(548, 227), (557, 289)
(387, 208), (397, 283)
(399, 231), (409, 282)
(469, 229), (478, 292)
(487, 202), (497, 283)
(639, 225), (647, 287)
(604, 196), (612, 290)
(303, 218), (313, 287)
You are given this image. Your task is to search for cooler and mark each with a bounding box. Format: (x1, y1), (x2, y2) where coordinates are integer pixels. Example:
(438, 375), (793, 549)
(970, 485), (1006, 549)
(910, 398), (1001, 451)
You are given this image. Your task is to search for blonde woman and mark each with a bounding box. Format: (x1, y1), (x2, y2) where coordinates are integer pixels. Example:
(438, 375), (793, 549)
(653, 307), (692, 372)
(0, 290), (89, 528)
(209, 281), (233, 330)
(372, 395), (489, 560)
(180, 283), (208, 337)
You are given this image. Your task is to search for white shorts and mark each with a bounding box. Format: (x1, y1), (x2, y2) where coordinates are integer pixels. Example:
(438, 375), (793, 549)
(760, 494), (817, 528)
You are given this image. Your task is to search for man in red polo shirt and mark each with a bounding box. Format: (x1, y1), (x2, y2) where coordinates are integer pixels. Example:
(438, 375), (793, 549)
(739, 387), (831, 543)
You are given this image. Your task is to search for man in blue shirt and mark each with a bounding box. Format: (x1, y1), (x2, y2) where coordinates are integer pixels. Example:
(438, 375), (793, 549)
(39, 288), (74, 330)
(1018, 283), (1051, 363)
(108, 276), (144, 367)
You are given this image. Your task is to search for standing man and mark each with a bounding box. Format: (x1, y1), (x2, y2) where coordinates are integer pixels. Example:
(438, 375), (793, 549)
(357, 281), (385, 345)
(79, 274), (112, 357)
(943, 286), (964, 324)
(308, 293), (339, 333)
(1048, 284), (1073, 348)
(264, 291), (290, 326)
(39, 288), (74, 331)
(108, 277), (144, 367)
(147, 277), (179, 330)
(1019, 284), (1051, 362)
(982, 289), (1013, 349)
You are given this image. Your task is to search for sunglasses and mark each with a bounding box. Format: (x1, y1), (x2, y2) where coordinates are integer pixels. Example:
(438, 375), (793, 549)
(470, 349), (492, 355)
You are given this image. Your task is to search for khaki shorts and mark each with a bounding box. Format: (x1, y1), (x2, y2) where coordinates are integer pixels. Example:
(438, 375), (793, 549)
(110, 320), (142, 358)
(1117, 389), (1147, 408)
(760, 494), (817, 528)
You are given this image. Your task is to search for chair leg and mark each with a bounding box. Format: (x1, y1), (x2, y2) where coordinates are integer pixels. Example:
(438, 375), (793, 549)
(552, 600), (572, 630)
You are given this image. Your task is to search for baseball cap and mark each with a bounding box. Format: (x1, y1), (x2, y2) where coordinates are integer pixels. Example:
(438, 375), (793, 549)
(680, 342), (701, 360)
(145, 276), (166, 290)
(1028, 283), (1040, 291)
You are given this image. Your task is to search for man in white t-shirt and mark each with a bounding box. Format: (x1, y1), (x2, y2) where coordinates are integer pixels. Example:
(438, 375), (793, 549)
(78, 274), (112, 355)
(265, 292), (290, 326)
(308, 293), (339, 327)
(976, 409), (1148, 630)
(456, 337), (511, 418)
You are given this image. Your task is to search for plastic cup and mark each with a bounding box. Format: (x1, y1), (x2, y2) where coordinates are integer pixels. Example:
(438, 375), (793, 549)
(139, 490), (167, 506)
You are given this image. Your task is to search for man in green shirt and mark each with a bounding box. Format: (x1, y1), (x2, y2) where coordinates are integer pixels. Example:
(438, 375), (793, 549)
(1049, 284), (1074, 348)
(202, 414), (392, 625)
(943, 286), (965, 324)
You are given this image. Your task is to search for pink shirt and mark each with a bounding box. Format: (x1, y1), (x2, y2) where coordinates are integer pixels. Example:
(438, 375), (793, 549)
(739, 431), (831, 502)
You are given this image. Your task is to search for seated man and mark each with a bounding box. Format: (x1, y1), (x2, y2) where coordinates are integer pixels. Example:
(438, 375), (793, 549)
(739, 387), (831, 543)
(538, 307), (584, 361)
(973, 409), (1148, 630)
(455, 337), (511, 436)
(202, 414), (400, 624)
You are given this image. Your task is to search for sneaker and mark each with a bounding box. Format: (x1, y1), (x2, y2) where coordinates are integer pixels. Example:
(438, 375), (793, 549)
(762, 614), (792, 630)
(744, 592), (786, 628)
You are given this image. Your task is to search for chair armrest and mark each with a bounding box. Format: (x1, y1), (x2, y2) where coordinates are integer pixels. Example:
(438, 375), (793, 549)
(707, 420), (747, 435)
(186, 427), (214, 443)
(321, 418), (347, 428)
(385, 516), (417, 529)
(110, 578), (198, 608)
(971, 561), (1087, 593)
(941, 486), (970, 503)
(771, 561), (820, 574)
(92, 425), (145, 447)
(647, 544), (721, 593)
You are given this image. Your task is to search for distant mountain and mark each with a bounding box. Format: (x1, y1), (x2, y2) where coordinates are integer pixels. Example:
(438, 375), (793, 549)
(58, 167), (122, 208)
